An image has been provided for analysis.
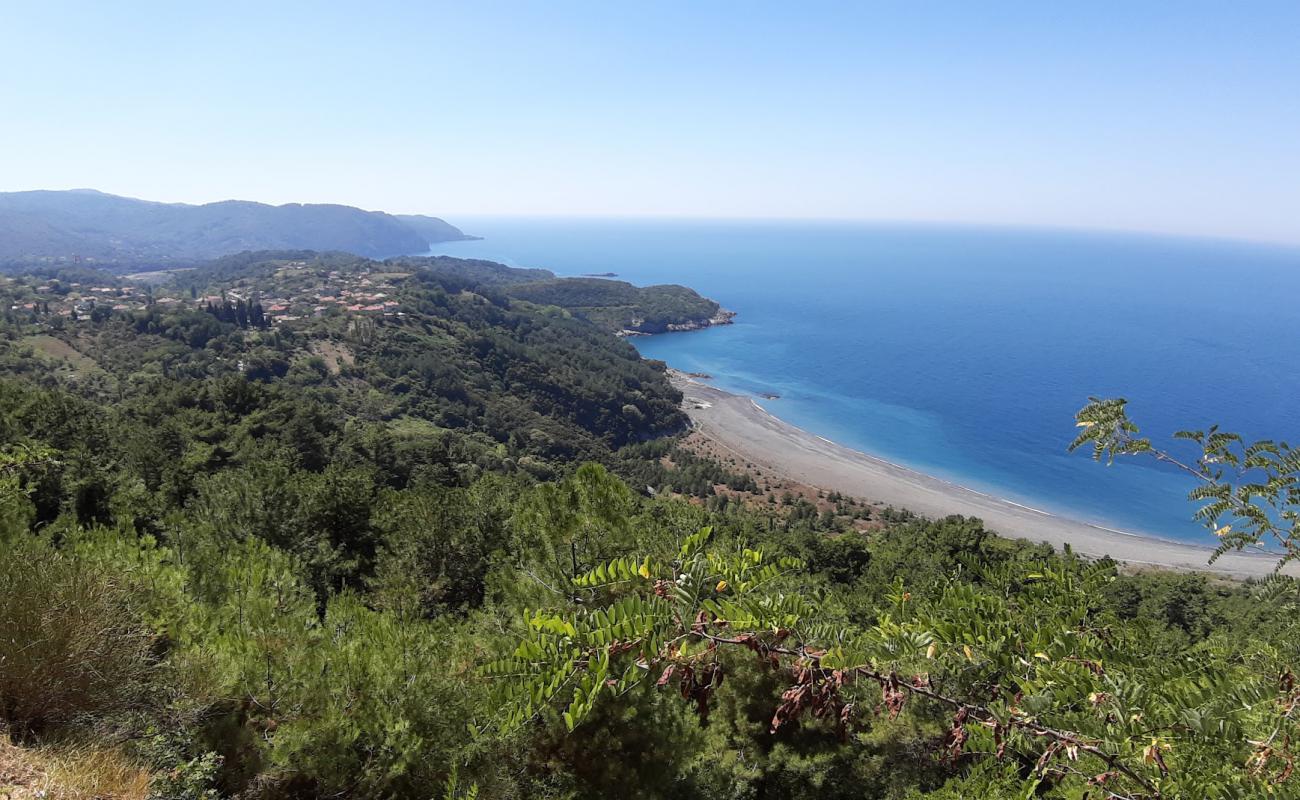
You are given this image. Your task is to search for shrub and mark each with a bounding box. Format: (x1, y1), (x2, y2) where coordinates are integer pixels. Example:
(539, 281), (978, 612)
(0, 536), (155, 733)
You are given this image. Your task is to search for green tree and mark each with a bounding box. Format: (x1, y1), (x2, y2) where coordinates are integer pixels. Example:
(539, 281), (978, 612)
(490, 527), (1299, 798)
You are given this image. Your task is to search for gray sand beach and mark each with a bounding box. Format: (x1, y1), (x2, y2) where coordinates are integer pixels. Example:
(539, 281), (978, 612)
(673, 374), (1289, 579)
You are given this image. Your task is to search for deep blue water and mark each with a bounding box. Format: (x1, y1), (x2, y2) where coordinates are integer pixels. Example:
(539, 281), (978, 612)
(427, 218), (1300, 545)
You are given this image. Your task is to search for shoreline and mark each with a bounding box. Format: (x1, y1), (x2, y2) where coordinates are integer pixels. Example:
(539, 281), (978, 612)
(671, 371), (1291, 578)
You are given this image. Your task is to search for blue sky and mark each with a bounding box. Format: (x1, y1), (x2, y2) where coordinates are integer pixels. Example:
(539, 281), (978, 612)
(3, 2), (1298, 243)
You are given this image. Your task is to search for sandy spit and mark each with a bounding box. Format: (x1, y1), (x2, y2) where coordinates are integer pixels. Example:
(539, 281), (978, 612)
(672, 374), (1291, 579)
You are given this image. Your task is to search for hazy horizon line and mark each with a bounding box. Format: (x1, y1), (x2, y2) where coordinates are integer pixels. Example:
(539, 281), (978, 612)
(7, 185), (1299, 252)
(434, 212), (1300, 252)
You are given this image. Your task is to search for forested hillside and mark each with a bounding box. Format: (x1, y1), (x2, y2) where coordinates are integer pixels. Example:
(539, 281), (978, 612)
(380, 256), (732, 334)
(0, 190), (475, 267)
(1, 254), (1298, 799)
(0, 254), (691, 471)
(506, 277), (731, 334)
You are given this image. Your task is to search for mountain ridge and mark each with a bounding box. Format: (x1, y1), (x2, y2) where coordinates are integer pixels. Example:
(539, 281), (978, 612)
(0, 189), (476, 268)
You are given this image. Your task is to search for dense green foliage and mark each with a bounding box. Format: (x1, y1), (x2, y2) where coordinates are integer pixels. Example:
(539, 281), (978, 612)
(496, 524), (1300, 799)
(1, 264), (1298, 799)
(0, 255), (689, 470)
(177, 253), (728, 334)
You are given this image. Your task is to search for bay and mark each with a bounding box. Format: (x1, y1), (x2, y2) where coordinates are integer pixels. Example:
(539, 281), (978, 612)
(427, 217), (1300, 544)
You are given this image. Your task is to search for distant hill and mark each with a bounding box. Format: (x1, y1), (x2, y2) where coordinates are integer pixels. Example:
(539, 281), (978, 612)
(383, 256), (733, 333)
(505, 277), (725, 333)
(394, 214), (481, 246)
(0, 189), (475, 268)
(175, 251), (732, 335)
(385, 254), (555, 286)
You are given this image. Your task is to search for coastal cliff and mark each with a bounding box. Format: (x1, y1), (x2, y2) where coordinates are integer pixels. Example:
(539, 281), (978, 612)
(619, 307), (737, 336)
(499, 276), (730, 334)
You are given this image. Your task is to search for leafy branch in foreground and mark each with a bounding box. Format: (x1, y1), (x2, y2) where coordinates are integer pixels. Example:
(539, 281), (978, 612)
(1071, 397), (1300, 568)
(487, 527), (1300, 798)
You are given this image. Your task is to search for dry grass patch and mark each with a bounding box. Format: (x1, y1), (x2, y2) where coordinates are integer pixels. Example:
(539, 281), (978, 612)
(309, 340), (355, 374)
(0, 736), (151, 800)
(22, 336), (100, 375)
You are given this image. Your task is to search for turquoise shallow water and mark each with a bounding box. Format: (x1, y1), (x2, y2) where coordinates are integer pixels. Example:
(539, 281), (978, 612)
(427, 218), (1300, 545)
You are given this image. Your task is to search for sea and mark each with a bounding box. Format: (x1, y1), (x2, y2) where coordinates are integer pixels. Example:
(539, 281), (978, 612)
(426, 218), (1300, 546)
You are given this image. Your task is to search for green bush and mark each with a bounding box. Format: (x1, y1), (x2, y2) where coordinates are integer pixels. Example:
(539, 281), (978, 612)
(0, 535), (155, 733)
